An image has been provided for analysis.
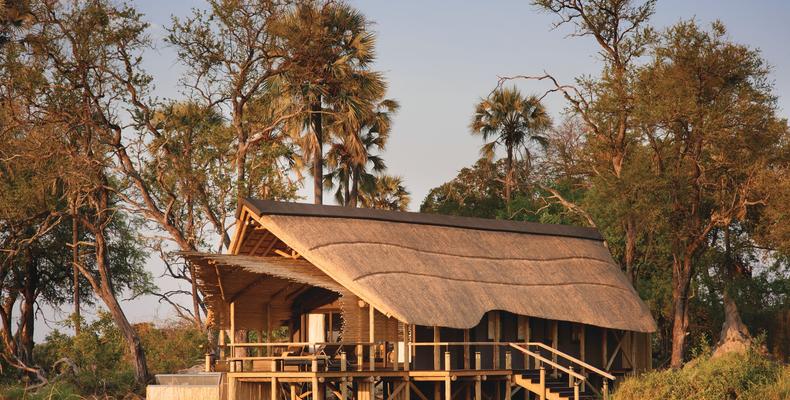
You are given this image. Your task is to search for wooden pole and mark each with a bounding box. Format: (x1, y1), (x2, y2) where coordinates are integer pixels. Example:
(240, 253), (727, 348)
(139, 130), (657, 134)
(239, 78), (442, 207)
(272, 377), (279, 400)
(341, 352), (348, 400)
(433, 326), (440, 370)
(230, 302), (236, 372)
(493, 312), (500, 369)
(370, 304), (376, 371)
(445, 352), (452, 400)
(474, 352), (482, 400)
(580, 325), (586, 392)
(463, 329), (470, 370)
(404, 323), (411, 372)
(551, 321), (558, 377)
(266, 303), (272, 356)
(228, 375), (237, 400)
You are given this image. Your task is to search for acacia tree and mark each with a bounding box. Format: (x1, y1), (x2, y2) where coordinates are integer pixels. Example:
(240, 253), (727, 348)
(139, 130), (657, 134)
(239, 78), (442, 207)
(635, 20), (788, 367)
(525, 0), (656, 286)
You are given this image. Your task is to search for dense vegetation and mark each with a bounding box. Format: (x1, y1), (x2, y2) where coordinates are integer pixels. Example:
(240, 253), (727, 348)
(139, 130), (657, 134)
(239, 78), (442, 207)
(0, 0), (787, 398)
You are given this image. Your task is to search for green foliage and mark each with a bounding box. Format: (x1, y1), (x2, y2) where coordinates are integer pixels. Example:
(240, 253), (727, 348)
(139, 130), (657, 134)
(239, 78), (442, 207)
(613, 349), (786, 400)
(15, 313), (206, 398)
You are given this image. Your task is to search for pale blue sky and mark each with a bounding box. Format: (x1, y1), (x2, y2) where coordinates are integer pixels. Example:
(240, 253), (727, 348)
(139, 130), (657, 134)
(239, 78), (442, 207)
(37, 1), (790, 338)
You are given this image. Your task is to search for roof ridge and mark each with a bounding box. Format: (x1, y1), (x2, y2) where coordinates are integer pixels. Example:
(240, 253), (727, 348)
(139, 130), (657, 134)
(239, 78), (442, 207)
(243, 198), (603, 241)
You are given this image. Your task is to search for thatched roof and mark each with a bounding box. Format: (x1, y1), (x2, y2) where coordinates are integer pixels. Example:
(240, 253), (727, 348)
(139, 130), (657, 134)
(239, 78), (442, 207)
(226, 199), (656, 333)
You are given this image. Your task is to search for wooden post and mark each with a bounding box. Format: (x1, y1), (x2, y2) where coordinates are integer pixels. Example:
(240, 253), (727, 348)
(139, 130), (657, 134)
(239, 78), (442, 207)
(370, 304), (376, 371)
(603, 380), (609, 400)
(228, 375), (237, 400)
(474, 352), (481, 400)
(463, 329), (470, 370)
(393, 326), (400, 371)
(524, 317), (530, 370)
(538, 366), (546, 400)
(573, 382), (579, 400)
(551, 321), (558, 377)
(272, 377), (279, 400)
(312, 358), (323, 400)
(434, 383), (441, 400)
(357, 344), (364, 372)
(219, 329), (226, 361)
(580, 325), (586, 392)
(444, 352), (452, 400)
(493, 312), (500, 369)
(290, 384), (297, 400)
(602, 328), (608, 373)
(205, 353), (211, 372)
(505, 351), (512, 370)
(404, 323), (411, 372)
(405, 379), (411, 400)
(341, 352), (348, 400)
(568, 366), (574, 387)
(266, 303), (272, 356)
(433, 326), (441, 370)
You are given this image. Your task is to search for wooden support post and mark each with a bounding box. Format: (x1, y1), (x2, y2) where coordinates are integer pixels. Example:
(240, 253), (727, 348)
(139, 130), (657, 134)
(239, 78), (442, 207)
(445, 351), (451, 371)
(493, 312), (500, 369)
(551, 321), (558, 377)
(312, 357), (323, 400)
(205, 353), (211, 372)
(474, 352), (481, 400)
(505, 378), (512, 400)
(463, 329), (470, 370)
(434, 383), (441, 400)
(228, 375), (237, 400)
(393, 325), (400, 371)
(505, 351), (512, 370)
(219, 329), (226, 361)
(603, 380), (609, 400)
(266, 303), (272, 356)
(405, 379), (411, 400)
(370, 304), (376, 371)
(580, 325), (586, 392)
(445, 377), (452, 400)
(538, 366), (546, 400)
(568, 366), (574, 387)
(404, 323), (411, 371)
(291, 384), (297, 400)
(357, 344), (364, 372)
(272, 377), (279, 400)
(573, 382), (579, 400)
(433, 326), (441, 370)
(602, 327), (608, 373)
(341, 352), (348, 400)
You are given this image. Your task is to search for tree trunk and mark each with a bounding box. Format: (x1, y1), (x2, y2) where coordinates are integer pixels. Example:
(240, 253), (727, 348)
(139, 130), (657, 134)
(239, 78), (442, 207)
(19, 250), (37, 368)
(350, 167), (360, 208)
(505, 147), (513, 214)
(72, 209), (80, 335)
(624, 218), (637, 286)
(312, 99), (323, 205)
(670, 255), (693, 368)
(91, 226), (150, 385)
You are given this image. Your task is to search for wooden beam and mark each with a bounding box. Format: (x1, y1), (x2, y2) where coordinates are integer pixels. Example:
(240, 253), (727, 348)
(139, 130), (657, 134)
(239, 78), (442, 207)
(249, 231), (272, 256)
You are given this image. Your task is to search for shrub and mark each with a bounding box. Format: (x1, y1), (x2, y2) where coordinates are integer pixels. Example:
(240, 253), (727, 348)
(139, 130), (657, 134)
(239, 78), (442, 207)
(613, 347), (786, 400)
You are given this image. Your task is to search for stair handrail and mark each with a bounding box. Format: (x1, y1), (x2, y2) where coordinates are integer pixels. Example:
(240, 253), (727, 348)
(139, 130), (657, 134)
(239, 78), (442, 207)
(508, 343), (586, 382)
(526, 341), (615, 381)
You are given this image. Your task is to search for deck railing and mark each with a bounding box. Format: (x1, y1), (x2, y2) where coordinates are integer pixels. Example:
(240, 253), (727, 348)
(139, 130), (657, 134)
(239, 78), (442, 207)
(216, 339), (615, 395)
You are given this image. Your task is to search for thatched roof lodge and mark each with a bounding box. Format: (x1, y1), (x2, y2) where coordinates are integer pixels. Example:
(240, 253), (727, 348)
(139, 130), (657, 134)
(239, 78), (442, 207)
(178, 199), (657, 400)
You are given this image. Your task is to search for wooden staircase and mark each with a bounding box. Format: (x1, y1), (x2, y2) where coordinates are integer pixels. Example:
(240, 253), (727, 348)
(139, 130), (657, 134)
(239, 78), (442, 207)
(509, 343), (614, 400)
(514, 369), (596, 400)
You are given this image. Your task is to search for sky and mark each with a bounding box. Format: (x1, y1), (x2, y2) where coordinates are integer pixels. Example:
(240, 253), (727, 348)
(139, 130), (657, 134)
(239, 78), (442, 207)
(34, 1), (790, 339)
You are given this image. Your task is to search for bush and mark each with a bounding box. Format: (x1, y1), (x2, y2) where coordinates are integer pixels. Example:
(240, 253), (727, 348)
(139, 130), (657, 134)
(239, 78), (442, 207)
(613, 347), (787, 400)
(1, 312), (206, 399)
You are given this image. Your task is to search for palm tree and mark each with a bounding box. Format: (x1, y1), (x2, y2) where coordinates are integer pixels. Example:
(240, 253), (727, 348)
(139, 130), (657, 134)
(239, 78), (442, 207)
(360, 175), (410, 211)
(470, 87), (551, 212)
(325, 98), (399, 207)
(277, 1), (385, 205)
